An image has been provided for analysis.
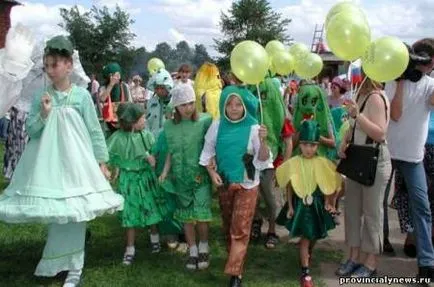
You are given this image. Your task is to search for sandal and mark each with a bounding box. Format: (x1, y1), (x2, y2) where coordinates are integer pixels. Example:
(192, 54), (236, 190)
(185, 256), (198, 270)
(251, 219), (263, 241)
(265, 233), (279, 249)
(151, 242), (161, 254)
(122, 253), (134, 266)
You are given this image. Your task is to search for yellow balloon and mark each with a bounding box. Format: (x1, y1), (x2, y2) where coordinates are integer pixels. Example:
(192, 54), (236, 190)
(294, 53), (323, 79)
(271, 51), (294, 75)
(362, 36), (409, 82)
(325, 1), (366, 28)
(230, 40), (269, 85)
(326, 12), (371, 61)
(265, 40), (285, 57)
(289, 43), (310, 60)
(147, 58), (165, 74)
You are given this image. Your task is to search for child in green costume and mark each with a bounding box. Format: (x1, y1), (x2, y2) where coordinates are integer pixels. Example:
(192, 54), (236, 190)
(107, 102), (163, 264)
(292, 84), (337, 161)
(275, 120), (341, 287)
(159, 83), (213, 270)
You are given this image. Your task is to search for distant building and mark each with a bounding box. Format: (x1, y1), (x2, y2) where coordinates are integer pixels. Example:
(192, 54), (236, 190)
(0, 0), (21, 48)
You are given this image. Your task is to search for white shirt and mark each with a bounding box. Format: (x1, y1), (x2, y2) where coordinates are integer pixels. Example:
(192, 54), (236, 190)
(199, 121), (273, 189)
(91, 79), (100, 95)
(385, 76), (434, 162)
(174, 79), (194, 87)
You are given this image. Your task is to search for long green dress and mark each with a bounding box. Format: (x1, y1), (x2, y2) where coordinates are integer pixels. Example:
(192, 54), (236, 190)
(163, 114), (213, 223)
(107, 129), (162, 227)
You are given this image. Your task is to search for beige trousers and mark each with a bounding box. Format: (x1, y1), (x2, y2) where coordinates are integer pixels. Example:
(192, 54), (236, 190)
(344, 145), (392, 255)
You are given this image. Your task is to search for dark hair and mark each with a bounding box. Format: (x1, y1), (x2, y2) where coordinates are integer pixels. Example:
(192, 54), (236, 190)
(178, 64), (192, 73)
(173, 107), (198, 124)
(44, 48), (73, 64)
(119, 120), (134, 132)
(413, 38), (434, 59)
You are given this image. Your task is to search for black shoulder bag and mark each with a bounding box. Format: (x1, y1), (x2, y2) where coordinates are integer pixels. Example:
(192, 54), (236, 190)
(336, 92), (387, 186)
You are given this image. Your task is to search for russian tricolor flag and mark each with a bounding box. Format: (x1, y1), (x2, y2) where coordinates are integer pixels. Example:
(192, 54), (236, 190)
(348, 59), (362, 85)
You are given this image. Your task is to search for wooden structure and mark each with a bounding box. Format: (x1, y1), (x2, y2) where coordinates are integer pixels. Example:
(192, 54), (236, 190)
(0, 0), (21, 48)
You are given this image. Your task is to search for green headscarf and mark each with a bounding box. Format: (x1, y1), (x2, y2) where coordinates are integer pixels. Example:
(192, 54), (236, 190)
(117, 102), (145, 125)
(216, 85), (259, 184)
(293, 84), (337, 159)
(102, 62), (124, 102)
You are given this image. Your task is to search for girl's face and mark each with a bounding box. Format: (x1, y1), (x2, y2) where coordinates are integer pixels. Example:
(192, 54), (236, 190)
(225, 95), (245, 121)
(300, 143), (318, 159)
(44, 56), (72, 84)
(331, 83), (341, 97)
(176, 101), (195, 119)
(133, 115), (146, 131)
(180, 70), (191, 81)
(155, 86), (168, 97)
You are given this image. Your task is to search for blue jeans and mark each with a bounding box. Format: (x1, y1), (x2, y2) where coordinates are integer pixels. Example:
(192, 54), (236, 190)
(0, 117), (9, 140)
(393, 159), (434, 267)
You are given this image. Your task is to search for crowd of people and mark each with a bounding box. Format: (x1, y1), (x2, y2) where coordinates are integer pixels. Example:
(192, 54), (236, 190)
(0, 29), (433, 287)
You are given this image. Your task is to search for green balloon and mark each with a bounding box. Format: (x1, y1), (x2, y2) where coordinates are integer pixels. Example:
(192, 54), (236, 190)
(230, 40), (269, 85)
(325, 1), (366, 28)
(362, 36), (409, 82)
(326, 11), (371, 61)
(147, 58), (165, 75)
(265, 40), (285, 57)
(294, 53), (323, 79)
(289, 43), (310, 60)
(271, 51), (294, 76)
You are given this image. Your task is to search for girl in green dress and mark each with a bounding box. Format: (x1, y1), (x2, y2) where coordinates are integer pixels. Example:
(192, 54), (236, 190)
(107, 102), (163, 264)
(159, 83), (213, 270)
(275, 120), (341, 287)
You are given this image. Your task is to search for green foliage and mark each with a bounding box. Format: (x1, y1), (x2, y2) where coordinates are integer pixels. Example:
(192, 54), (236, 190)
(214, 0), (293, 70)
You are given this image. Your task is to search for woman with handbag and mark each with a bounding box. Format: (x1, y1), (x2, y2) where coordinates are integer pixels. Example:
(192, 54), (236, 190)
(335, 76), (391, 278)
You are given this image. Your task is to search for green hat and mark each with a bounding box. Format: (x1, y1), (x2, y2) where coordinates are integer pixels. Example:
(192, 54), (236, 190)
(102, 62), (122, 79)
(117, 102), (145, 124)
(299, 120), (320, 143)
(45, 35), (73, 55)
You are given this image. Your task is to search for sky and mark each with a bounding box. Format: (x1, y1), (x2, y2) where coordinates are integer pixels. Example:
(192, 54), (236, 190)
(9, 0), (434, 57)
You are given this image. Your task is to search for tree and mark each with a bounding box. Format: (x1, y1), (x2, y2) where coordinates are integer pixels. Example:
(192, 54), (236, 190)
(59, 5), (135, 76)
(175, 41), (194, 65)
(214, 0), (292, 70)
(192, 44), (212, 69)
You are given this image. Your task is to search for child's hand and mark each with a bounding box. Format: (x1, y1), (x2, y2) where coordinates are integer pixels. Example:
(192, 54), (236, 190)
(100, 163), (111, 180)
(159, 172), (167, 182)
(208, 157), (217, 171)
(258, 125), (268, 142)
(147, 155), (156, 168)
(338, 143), (348, 159)
(40, 93), (52, 119)
(287, 206), (294, 219)
(210, 171), (223, 187)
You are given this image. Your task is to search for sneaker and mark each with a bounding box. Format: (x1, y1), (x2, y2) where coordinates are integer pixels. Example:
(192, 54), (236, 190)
(167, 240), (179, 250)
(151, 242), (161, 254)
(185, 256), (198, 270)
(300, 274), (314, 287)
(251, 219), (262, 241)
(122, 253), (134, 266)
(63, 270), (82, 287)
(176, 242), (188, 253)
(351, 265), (377, 278)
(335, 259), (361, 277)
(198, 253), (210, 270)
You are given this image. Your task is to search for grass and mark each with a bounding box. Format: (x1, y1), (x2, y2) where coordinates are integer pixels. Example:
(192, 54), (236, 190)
(0, 143), (341, 287)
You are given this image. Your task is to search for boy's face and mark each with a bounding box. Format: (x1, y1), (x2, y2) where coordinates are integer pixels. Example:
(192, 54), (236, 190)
(300, 143), (318, 159)
(155, 86), (168, 97)
(225, 95), (245, 121)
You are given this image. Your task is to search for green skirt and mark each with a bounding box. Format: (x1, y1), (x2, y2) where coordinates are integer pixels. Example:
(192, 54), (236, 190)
(276, 189), (335, 241)
(155, 180), (183, 235)
(117, 169), (162, 228)
(174, 184), (212, 223)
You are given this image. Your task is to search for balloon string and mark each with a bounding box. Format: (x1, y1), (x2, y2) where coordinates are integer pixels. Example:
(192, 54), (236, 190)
(256, 84), (263, 124)
(348, 60), (354, 99)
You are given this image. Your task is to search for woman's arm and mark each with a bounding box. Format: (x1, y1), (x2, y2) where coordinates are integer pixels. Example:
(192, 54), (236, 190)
(354, 93), (389, 142)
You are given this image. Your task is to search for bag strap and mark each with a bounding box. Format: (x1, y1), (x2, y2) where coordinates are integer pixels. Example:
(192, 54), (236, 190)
(350, 91), (388, 145)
